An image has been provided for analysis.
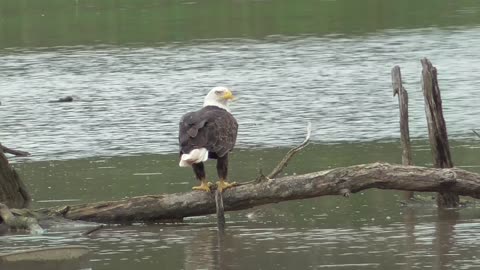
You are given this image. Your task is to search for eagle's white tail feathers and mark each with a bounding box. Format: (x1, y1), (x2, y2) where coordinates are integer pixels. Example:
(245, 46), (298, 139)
(179, 148), (209, 167)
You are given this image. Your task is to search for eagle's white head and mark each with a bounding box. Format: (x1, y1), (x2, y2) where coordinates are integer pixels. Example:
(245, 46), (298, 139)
(203, 86), (235, 112)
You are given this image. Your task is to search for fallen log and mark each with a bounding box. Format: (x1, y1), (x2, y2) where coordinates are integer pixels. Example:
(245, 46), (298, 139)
(39, 162), (480, 224)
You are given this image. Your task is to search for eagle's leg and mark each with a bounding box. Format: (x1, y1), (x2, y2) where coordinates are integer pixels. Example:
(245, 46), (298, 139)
(192, 162), (211, 192)
(216, 154), (237, 192)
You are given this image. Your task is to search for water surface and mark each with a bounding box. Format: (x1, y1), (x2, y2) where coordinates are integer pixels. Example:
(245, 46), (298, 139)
(2, 143), (479, 270)
(1, 29), (480, 161)
(1, 0), (480, 270)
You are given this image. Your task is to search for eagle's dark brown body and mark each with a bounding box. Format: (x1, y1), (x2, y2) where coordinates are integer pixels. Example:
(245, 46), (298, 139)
(179, 106), (238, 184)
(179, 106), (238, 158)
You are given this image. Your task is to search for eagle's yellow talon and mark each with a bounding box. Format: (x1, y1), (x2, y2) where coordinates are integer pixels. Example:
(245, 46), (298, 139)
(217, 180), (237, 192)
(192, 180), (212, 192)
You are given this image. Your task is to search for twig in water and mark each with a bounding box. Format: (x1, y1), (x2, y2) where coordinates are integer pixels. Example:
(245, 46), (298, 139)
(473, 129), (480, 139)
(82, 225), (105, 236)
(238, 122), (312, 186)
(267, 122), (312, 179)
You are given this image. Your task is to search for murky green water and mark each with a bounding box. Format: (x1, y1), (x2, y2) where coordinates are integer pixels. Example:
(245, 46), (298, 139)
(3, 143), (480, 270)
(1, 0), (480, 269)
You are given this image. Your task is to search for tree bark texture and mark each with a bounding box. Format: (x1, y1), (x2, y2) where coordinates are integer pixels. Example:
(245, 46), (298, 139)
(392, 66), (413, 167)
(0, 145), (31, 208)
(41, 162), (480, 224)
(421, 58), (459, 208)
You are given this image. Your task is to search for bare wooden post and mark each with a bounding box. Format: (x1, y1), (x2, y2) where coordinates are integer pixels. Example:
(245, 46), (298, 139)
(0, 144), (31, 208)
(392, 66), (414, 199)
(421, 58), (459, 208)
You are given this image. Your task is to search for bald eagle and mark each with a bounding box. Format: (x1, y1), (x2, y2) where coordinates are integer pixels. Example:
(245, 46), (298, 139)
(178, 87), (238, 192)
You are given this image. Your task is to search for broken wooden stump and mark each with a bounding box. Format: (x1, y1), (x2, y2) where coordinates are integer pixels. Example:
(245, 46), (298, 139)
(392, 65), (414, 200)
(0, 144), (31, 208)
(421, 58), (459, 208)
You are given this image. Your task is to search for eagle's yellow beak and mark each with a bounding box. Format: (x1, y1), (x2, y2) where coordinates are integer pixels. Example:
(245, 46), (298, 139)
(222, 89), (235, 100)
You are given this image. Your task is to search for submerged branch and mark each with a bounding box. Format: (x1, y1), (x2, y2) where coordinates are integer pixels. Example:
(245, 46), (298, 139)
(473, 129), (480, 139)
(82, 225), (105, 236)
(38, 162), (480, 224)
(0, 203), (43, 234)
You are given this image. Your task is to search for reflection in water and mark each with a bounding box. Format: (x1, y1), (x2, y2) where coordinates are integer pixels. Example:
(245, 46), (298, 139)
(434, 210), (459, 270)
(403, 207), (417, 270)
(216, 229), (227, 270)
(399, 206), (479, 270)
(184, 229), (216, 270)
(183, 228), (230, 270)
(1, 206), (480, 270)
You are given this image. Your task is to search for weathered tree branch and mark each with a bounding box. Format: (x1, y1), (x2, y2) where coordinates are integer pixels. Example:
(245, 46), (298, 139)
(0, 145), (31, 157)
(239, 122), (312, 186)
(39, 162), (480, 224)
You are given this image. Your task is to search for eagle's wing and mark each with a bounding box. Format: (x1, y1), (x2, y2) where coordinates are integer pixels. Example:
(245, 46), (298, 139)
(179, 107), (238, 157)
(207, 111), (238, 157)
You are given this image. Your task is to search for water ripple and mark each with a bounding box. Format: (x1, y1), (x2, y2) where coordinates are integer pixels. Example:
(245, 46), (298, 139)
(1, 28), (480, 161)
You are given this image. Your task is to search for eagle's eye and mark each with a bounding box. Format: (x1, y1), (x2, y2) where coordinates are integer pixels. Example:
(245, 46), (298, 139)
(215, 90), (223, 95)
